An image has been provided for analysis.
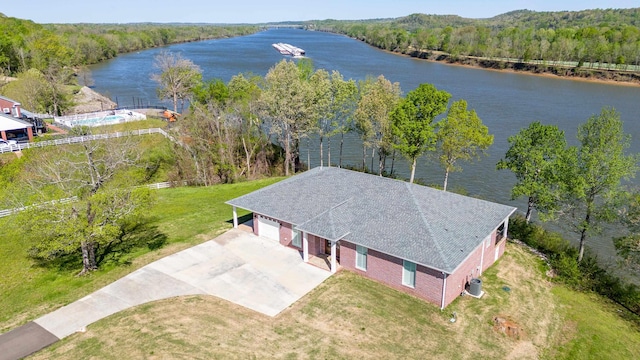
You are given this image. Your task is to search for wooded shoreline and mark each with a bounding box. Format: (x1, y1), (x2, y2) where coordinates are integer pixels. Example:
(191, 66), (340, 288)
(405, 49), (640, 86)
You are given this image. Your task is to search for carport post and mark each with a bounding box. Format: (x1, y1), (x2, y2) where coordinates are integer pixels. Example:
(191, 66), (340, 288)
(330, 241), (337, 273)
(303, 232), (309, 262)
(232, 206), (238, 228)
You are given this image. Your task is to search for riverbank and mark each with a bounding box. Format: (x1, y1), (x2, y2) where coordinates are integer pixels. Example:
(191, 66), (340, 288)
(404, 49), (640, 86)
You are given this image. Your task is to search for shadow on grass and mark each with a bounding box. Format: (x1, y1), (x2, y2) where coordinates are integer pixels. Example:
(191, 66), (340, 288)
(29, 222), (168, 272)
(225, 213), (253, 226)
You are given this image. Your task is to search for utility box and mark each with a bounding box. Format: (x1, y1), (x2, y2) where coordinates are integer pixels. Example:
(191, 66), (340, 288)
(469, 278), (482, 296)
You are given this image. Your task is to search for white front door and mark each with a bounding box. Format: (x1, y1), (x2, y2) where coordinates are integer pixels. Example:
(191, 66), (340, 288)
(258, 216), (280, 241)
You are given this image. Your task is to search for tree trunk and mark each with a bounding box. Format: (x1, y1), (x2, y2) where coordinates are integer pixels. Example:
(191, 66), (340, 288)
(242, 137), (251, 178)
(307, 138), (311, 170)
(378, 151), (385, 176)
(371, 147), (375, 174)
(319, 135), (324, 167)
(362, 144), (366, 171)
(284, 137), (290, 176)
(80, 240), (97, 275)
(390, 150), (396, 176)
(443, 168), (450, 192)
(339, 131), (345, 168)
(173, 92), (178, 112)
(578, 202), (593, 262)
(525, 196), (534, 223)
(327, 136), (331, 167)
(409, 157), (417, 184)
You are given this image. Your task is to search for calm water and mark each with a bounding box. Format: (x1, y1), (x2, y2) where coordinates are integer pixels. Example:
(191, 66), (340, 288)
(89, 28), (640, 264)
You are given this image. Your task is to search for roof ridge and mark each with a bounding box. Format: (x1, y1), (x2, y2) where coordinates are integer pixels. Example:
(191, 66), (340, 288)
(297, 197), (352, 240)
(225, 168), (323, 206)
(405, 182), (449, 271)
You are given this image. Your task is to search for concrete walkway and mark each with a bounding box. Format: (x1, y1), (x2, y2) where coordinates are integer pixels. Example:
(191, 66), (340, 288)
(0, 229), (331, 359)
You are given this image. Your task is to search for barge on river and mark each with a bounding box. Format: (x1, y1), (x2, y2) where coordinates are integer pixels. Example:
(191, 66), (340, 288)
(272, 43), (305, 57)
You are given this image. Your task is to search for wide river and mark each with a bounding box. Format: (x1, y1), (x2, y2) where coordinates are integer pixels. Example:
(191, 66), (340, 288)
(89, 28), (640, 265)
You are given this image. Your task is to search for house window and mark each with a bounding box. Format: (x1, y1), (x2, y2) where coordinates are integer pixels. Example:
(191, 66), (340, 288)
(402, 260), (416, 288)
(292, 230), (301, 248)
(356, 245), (367, 271)
(496, 222), (506, 243)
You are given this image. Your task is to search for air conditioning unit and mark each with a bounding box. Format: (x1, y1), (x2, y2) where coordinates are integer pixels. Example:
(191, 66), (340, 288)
(2, 108), (10, 114)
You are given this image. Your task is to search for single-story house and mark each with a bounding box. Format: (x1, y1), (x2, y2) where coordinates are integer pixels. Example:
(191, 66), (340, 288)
(226, 167), (517, 309)
(0, 112), (33, 142)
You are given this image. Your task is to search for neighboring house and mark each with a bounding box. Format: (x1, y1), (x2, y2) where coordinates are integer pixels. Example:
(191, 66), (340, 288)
(227, 167), (517, 309)
(0, 95), (40, 141)
(0, 95), (22, 118)
(0, 112), (33, 142)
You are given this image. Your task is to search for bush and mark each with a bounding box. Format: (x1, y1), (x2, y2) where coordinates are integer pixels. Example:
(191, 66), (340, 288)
(509, 214), (572, 254)
(550, 252), (583, 288)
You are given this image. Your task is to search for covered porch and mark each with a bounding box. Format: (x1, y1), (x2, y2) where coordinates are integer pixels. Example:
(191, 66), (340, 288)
(231, 207), (341, 273)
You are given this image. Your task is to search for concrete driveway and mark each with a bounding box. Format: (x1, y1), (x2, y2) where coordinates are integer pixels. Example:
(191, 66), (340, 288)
(32, 229), (332, 340)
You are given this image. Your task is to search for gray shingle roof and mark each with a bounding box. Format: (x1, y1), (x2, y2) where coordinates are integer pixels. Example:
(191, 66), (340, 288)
(227, 167), (516, 274)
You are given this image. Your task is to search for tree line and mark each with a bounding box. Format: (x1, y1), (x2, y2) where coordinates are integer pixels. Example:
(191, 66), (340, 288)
(0, 13), (257, 115)
(0, 13), (258, 75)
(310, 8), (640, 70)
(153, 52), (493, 190)
(163, 51), (640, 269)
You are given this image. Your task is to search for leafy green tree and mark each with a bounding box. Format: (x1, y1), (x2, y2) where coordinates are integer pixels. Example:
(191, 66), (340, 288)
(390, 83), (450, 183)
(228, 73), (267, 178)
(308, 69), (332, 167)
(0, 69), (50, 113)
(615, 192), (640, 271)
(436, 99), (493, 191)
(151, 50), (202, 112)
(354, 75), (401, 175)
(557, 107), (638, 262)
(261, 60), (315, 175)
(497, 121), (566, 222)
(328, 71), (358, 168)
(19, 134), (154, 274)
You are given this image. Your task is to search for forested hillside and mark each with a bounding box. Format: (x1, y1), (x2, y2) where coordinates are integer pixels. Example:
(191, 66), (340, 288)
(0, 13), (258, 75)
(311, 8), (640, 71)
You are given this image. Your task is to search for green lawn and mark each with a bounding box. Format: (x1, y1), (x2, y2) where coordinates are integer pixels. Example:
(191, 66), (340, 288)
(30, 243), (640, 359)
(2, 179), (640, 359)
(0, 177), (283, 332)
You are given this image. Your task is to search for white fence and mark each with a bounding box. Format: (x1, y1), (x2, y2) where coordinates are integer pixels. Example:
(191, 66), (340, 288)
(0, 128), (176, 154)
(54, 109), (147, 128)
(0, 181), (189, 218)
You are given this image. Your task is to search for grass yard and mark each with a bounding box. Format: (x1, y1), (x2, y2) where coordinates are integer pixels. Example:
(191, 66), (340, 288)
(0, 178), (283, 332)
(2, 178), (639, 359)
(29, 242), (640, 359)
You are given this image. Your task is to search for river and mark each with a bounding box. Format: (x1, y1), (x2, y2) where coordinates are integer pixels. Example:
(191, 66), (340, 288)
(88, 28), (640, 266)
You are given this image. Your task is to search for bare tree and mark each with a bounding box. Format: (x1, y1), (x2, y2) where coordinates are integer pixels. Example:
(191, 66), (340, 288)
(151, 50), (202, 112)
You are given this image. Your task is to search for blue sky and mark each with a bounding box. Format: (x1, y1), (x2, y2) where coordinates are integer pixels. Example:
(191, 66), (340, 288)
(2, 0), (637, 24)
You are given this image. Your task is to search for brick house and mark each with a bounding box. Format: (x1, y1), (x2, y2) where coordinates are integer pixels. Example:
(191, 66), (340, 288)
(0, 95), (34, 141)
(227, 167), (516, 309)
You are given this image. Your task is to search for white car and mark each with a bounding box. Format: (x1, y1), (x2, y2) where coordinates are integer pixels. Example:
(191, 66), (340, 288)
(0, 139), (18, 152)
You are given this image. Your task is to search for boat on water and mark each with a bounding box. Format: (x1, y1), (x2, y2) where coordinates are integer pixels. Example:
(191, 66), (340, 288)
(272, 43), (305, 57)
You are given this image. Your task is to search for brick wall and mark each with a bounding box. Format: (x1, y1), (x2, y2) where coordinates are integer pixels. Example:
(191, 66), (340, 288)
(340, 240), (445, 307)
(0, 99), (20, 117)
(308, 234), (324, 256)
(279, 222), (292, 247)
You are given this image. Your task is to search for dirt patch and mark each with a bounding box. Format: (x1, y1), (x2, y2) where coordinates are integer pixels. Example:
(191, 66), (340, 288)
(406, 50), (640, 86)
(68, 86), (116, 115)
(494, 315), (525, 339)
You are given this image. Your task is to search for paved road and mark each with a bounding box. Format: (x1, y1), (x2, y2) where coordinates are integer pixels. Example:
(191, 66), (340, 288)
(0, 229), (331, 359)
